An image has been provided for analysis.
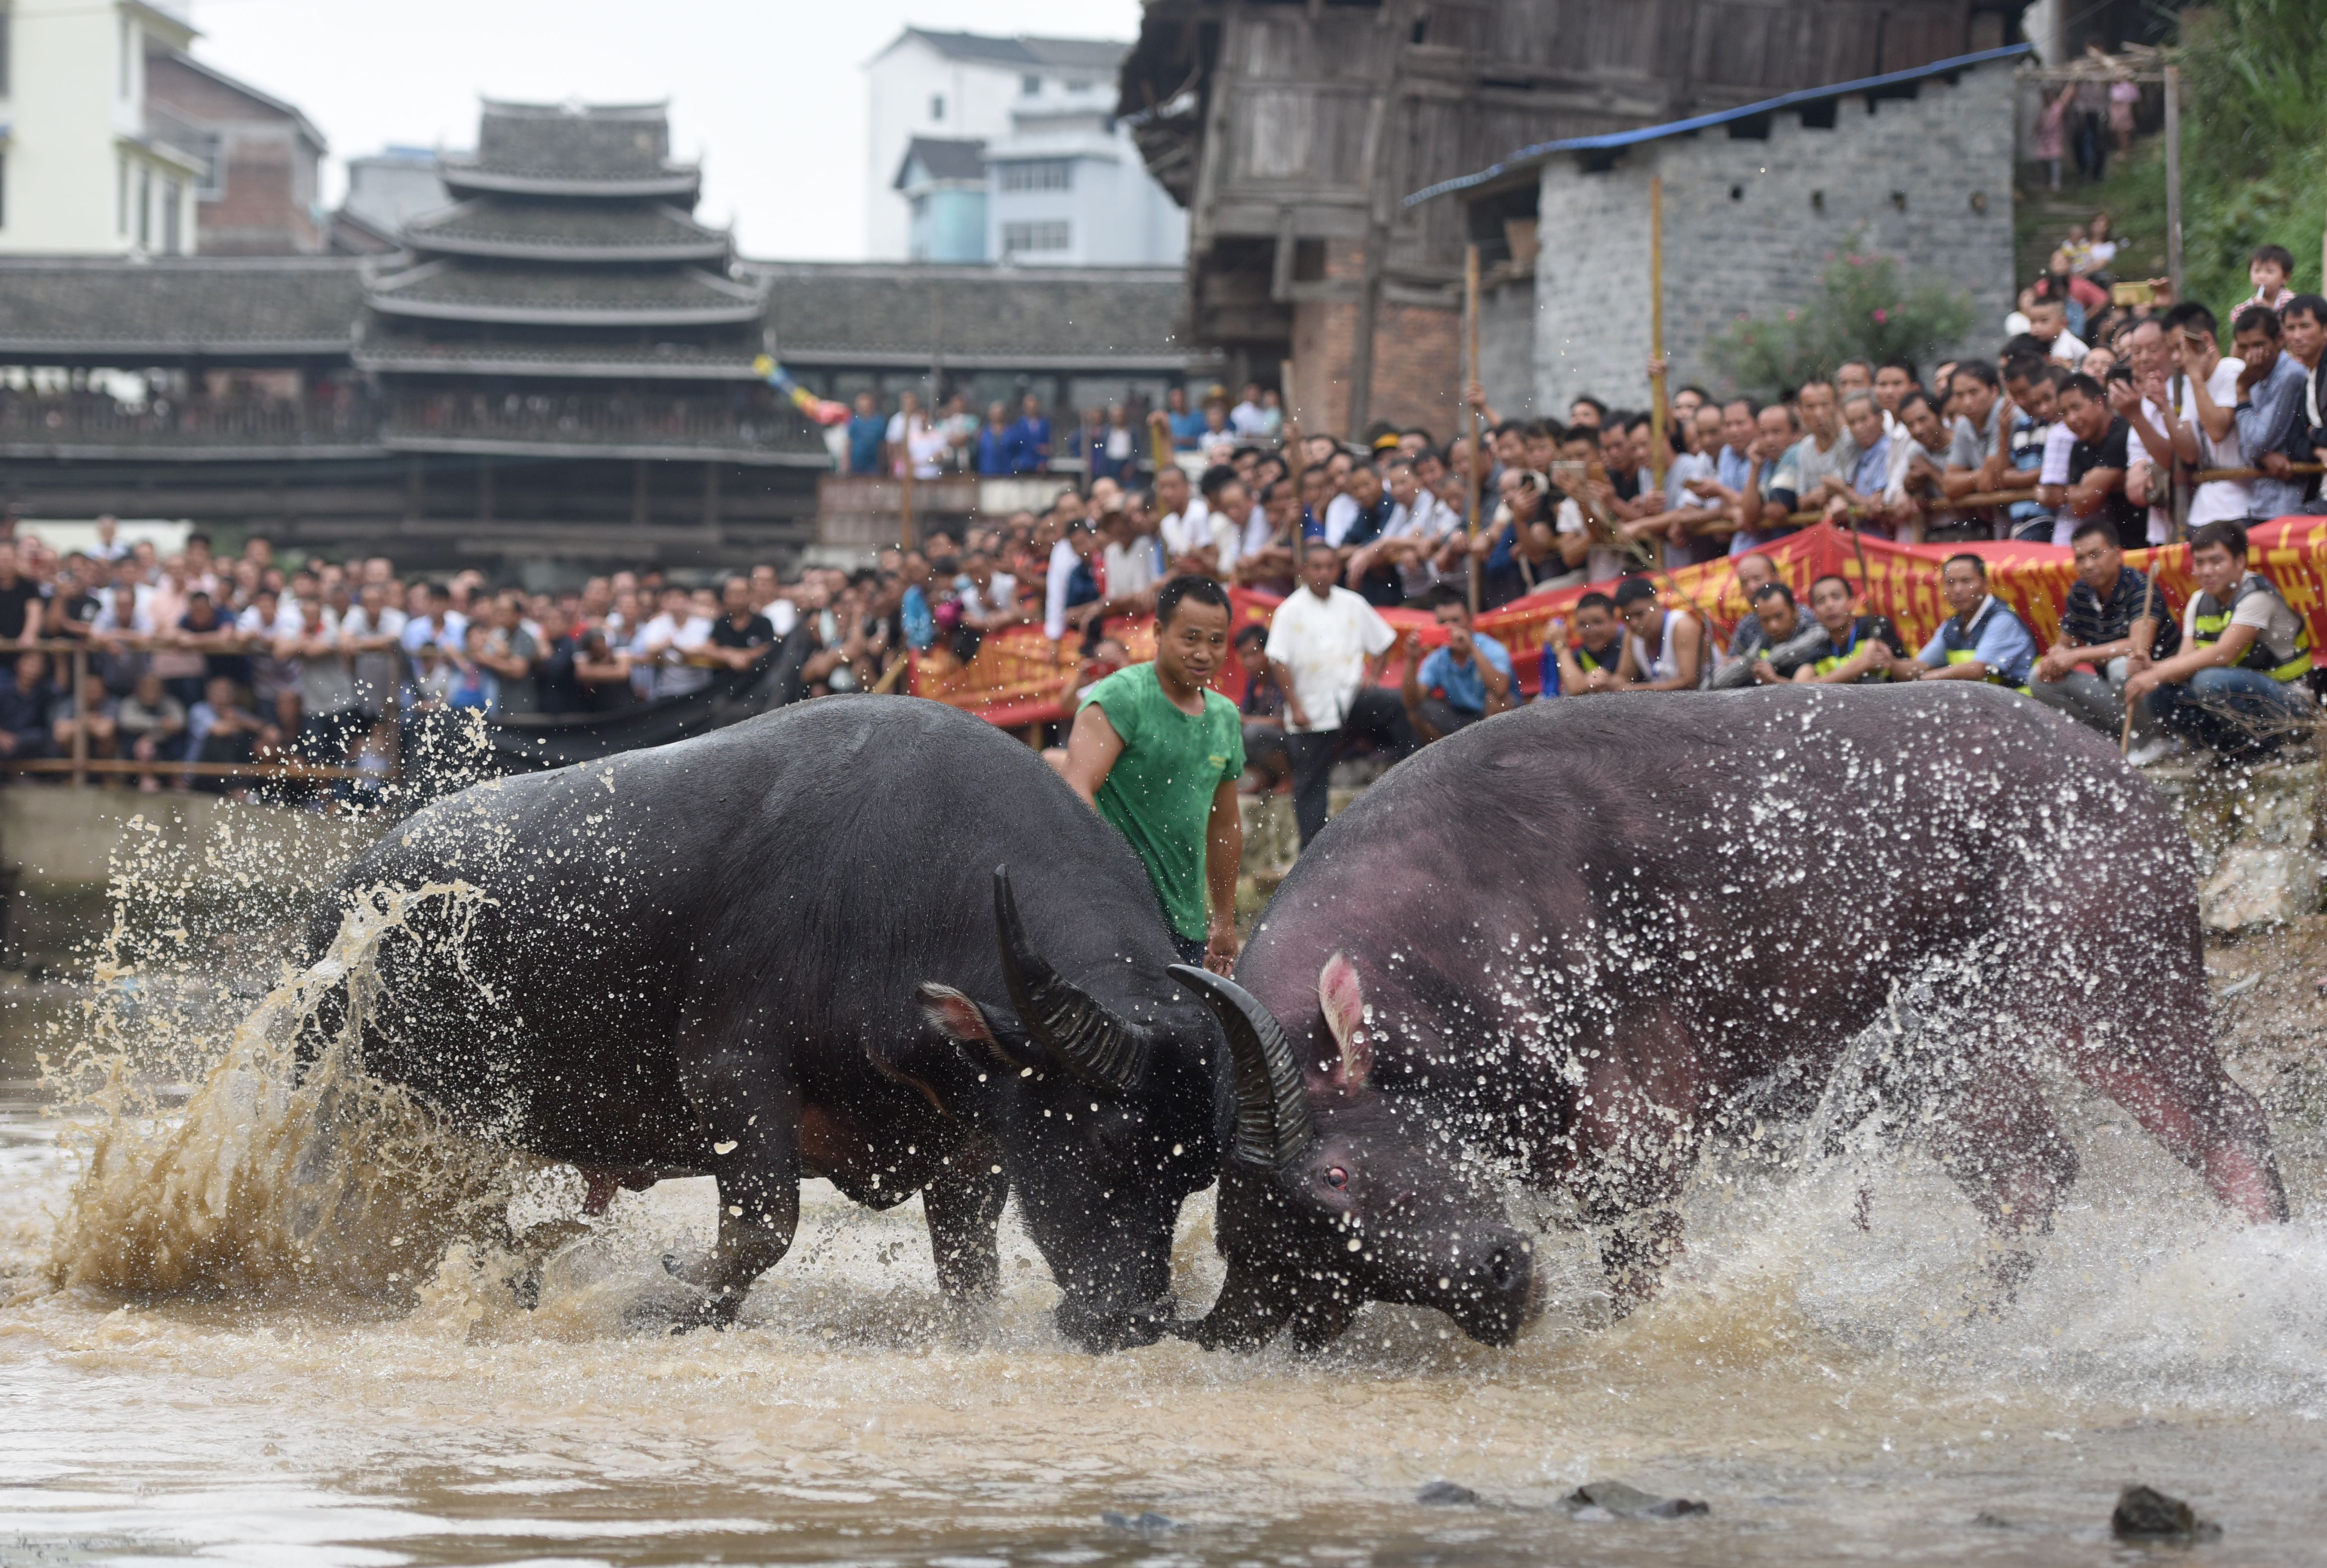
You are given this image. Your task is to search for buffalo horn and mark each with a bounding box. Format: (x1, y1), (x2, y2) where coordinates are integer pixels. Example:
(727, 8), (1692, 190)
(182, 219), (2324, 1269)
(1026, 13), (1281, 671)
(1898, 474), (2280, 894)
(1167, 965), (1316, 1169)
(992, 866), (1150, 1090)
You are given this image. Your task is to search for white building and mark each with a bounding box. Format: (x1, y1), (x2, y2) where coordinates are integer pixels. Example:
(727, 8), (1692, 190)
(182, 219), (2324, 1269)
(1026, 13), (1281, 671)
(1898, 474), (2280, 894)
(0, 0), (208, 256)
(986, 93), (1187, 268)
(864, 27), (1182, 267)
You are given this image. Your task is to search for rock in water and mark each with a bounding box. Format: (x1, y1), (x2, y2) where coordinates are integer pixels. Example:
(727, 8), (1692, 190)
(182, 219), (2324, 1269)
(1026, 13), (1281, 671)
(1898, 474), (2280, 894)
(2199, 844), (2323, 931)
(1415, 1480), (1481, 1506)
(1561, 1480), (1709, 1519)
(1102, 1511), (1180, 1533)
(2111, 1485), (2221, 1541)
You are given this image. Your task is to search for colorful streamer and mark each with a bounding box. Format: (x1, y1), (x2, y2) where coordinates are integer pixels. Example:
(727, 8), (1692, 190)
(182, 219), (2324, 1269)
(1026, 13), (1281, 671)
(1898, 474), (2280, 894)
(753, 353), (851, 427)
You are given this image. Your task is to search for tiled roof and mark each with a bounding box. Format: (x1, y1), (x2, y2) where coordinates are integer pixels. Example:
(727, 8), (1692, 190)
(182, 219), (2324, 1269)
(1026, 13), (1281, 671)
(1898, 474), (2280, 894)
(0, 257), (362, 354)
(1408, 44), (2035, 206)
(404, 199), (730, 261)
(903, 28), (1127, 73)
(367, 259), (767, 326)
(474, 100), (671, 178)
(895, 137), (988, 190)
(442, 102), (697, 197)
(753, 263), (1194, 368)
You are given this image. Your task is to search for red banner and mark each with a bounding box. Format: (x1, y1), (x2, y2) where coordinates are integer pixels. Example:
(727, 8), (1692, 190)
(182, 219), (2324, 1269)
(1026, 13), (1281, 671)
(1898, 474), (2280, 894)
(914, 516), (2327, 724)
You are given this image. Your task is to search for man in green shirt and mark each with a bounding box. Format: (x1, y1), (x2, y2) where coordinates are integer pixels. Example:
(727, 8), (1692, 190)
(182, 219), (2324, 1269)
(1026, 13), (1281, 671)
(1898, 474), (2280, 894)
(1062, 575), (1246, 972)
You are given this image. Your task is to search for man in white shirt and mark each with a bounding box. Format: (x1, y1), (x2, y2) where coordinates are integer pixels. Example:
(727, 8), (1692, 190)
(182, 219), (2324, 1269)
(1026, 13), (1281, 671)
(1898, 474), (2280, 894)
(748, 564), (800, 638)
(1099, 509), (1160, 601)
(1264, 539), (1410, 847)
(1043, 520), (1100, 642)
(400, 583), (467, 655)
(1227, 381), (1272, 438)
(632, 585), (714, 698)
(339, 579), (409, 718)
(87, 514), (130, 564)
(1155, 465), (1232, 577)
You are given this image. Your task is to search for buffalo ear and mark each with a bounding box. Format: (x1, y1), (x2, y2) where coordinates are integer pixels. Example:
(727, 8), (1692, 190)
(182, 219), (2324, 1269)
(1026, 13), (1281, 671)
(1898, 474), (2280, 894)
(916, 982), (1047, 1075)
(1316, 951), (1373, 1088)
(919, 982), (997, 1044)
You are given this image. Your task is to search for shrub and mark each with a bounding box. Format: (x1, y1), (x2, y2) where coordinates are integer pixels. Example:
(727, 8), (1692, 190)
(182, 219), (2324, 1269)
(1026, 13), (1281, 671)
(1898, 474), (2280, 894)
(1706, 247), (1976, 396)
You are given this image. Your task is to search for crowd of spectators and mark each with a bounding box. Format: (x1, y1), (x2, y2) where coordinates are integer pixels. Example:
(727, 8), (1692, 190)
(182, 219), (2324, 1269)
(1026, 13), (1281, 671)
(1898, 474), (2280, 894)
(0, 518), (815, 797)
(967, 232), (2327, 806)
(840, 381), (1287, 481)
(7, 223), (2322, 806)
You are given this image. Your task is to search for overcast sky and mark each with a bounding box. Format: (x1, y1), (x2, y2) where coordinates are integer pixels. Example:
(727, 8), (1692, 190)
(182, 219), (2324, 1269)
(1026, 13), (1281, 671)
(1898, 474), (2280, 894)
(188, 0), (1145, 260)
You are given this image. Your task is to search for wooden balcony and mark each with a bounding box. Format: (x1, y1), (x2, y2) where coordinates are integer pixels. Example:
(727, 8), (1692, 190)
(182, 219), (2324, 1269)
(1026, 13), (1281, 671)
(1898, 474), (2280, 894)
(381, 390), (830, 467)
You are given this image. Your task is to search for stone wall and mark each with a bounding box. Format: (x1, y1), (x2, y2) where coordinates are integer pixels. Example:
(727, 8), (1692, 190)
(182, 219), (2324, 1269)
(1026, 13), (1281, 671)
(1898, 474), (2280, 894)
(2143, 761), (2327, 933)
(1531, 60), (2017, 409)
(0, 788), (380, 976)
(1478, 275), (1539, 423)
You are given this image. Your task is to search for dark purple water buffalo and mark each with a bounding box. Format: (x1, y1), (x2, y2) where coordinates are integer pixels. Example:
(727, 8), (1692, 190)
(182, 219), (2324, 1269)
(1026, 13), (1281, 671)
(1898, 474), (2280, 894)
(309, 697), (1230, 1350)
(1172, 683), (2288, 1351)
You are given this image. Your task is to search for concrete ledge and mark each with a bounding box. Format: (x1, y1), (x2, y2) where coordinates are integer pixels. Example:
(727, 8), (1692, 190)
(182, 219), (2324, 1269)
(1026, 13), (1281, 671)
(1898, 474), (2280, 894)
(1, 787), (385, 974)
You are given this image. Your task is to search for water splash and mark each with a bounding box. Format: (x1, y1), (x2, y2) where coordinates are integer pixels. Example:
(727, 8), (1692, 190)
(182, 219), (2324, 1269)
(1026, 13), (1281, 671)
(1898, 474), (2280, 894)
(45, 880), (531, 1303)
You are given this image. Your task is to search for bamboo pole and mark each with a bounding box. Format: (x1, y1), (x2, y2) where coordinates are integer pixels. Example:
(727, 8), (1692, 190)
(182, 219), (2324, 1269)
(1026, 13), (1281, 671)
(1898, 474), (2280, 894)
(2164, 65), (2184, 301)
(900, 426), (917, 553)
(1464, 243), (1484, 615)
(70, 647), (88, 787)
(1647, 174), (1669, 495)
(2121, 565), (2156, 757)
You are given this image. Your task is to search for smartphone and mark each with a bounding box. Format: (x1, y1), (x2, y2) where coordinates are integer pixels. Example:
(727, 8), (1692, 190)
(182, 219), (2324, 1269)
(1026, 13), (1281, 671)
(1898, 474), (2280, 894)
(2112, 280), (2155, 306)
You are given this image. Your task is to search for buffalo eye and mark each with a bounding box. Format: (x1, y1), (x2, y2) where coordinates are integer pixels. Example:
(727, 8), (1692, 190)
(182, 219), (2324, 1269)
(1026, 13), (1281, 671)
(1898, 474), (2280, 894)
(1323, 1166), (1348, 1190)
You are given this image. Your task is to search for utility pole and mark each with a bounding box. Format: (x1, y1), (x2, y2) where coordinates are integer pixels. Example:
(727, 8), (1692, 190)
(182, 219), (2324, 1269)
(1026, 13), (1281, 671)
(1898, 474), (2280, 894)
(2164, 64), (2184, 300)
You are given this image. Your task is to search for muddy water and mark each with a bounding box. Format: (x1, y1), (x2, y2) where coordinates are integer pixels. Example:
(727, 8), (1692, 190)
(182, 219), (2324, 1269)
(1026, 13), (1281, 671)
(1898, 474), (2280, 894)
(4, 866), (2327, 1565)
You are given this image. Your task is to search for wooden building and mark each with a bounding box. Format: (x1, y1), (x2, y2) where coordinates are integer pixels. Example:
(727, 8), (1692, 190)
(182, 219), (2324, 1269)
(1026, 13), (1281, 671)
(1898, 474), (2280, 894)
(354, 100), (824, 554)
(0, 102), (1212, 574)
(1117, 0), (2023, 438)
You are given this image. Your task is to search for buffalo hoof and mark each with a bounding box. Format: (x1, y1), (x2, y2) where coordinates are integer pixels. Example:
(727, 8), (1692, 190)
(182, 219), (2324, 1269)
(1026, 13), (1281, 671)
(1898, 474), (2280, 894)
(657, 1251), (748, 1330)
(1054, 1295), (1175, 1353)
(1966, 1247), (2038, 1316)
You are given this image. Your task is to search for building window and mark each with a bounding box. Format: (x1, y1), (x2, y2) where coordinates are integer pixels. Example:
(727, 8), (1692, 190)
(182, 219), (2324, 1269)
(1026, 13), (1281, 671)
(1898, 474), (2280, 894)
(137, 167), (151, 249)
(119, 17), (131, 98)
(1002, 220), (1070, 256)
(930, 94), (944, 121)
(192, 134), (223, 198)
(1021, 73), (1041, 96)
(0, 154), (7, 230)
(998, 159), (1072, 193)
(163, 179), (182, 254)
(117, 156), (128, 234)
(1067, 79), (1091, 92)
(0, 6), (12, 98)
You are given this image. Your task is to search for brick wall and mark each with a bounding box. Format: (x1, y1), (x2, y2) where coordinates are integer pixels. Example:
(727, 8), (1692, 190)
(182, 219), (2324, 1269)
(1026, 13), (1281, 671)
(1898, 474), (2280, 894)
(1286, 237), (1463, 441)
(1530, 61), (2017, 411)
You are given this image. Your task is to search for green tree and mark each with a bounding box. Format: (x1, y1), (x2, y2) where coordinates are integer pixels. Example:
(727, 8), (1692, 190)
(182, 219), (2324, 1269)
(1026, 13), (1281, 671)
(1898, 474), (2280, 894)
(1705, 247), (1975, 397)
(2176, 0), (2327, 314)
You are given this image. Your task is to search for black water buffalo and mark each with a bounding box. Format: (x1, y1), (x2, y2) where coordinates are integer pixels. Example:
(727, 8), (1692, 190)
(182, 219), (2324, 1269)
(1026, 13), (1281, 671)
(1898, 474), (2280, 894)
(309, 696), (1229, 1349)
(1173, 684), (2288, 1350)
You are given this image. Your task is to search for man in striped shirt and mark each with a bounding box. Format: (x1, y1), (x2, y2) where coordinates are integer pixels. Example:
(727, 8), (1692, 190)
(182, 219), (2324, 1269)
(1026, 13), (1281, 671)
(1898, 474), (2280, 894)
(2029, 518), (2177, 741)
